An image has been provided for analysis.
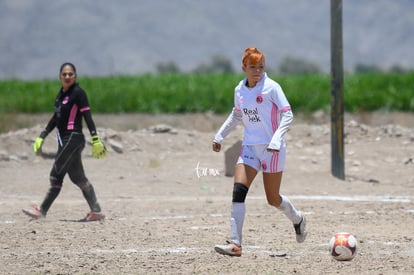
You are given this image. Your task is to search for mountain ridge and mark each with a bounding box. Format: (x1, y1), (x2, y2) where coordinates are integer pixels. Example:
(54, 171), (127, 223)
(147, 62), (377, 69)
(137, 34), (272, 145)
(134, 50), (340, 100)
(1, 0), (413, 79)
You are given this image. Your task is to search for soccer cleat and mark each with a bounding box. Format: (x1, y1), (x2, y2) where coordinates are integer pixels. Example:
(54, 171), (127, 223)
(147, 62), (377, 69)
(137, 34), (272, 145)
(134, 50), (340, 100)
(294, 215), (307, 243)
(214, 241), (242, 257)
(78, 211), (105, 222)
(22, 205), (44, 220)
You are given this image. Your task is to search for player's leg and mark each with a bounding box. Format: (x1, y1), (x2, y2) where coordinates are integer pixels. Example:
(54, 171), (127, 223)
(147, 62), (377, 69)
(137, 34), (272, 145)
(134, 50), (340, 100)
(21, 170), (64, 219)
(215, 163), (257, 256)
(230, 163), (257, 244)
(67, 135), (104, 222)
(69, 163), (104, 222)
(261, 142), (307, 243)
(22, 136), (78, 219)
(263, 171), (307, 243)
(41, 134), (84, 214)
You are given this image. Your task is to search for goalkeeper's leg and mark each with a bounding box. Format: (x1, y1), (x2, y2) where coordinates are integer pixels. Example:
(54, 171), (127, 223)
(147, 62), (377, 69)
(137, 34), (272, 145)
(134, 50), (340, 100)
(68, 153), (103, 214)
(39, 176), (63, 216)
(38, 135), (82, 216)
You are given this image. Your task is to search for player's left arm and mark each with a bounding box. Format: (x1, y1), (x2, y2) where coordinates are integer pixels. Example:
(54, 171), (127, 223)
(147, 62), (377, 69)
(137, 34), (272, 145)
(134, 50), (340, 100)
(267, 84), (293, 152)
(79, 90), (108, 159)
(78, 90), (97, 136)
(267, 108), (293, 152)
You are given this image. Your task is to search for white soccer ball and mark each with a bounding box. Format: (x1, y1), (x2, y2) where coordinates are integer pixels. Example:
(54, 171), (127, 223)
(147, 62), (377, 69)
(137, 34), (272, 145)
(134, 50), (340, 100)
(329, 232), (358, 261)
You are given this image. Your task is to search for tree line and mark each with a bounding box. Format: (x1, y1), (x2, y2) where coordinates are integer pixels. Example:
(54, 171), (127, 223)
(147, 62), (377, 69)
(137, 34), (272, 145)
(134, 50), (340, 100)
(156, 55), (414, 75)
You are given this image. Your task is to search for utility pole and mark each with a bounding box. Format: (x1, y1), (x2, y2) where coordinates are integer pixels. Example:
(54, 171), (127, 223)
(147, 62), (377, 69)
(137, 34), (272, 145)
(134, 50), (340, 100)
(330, 0), (345, 180)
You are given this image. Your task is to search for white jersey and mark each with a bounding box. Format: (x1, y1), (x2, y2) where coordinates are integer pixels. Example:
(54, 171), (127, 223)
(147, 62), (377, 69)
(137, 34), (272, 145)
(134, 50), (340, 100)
(214, 73), (292, 149)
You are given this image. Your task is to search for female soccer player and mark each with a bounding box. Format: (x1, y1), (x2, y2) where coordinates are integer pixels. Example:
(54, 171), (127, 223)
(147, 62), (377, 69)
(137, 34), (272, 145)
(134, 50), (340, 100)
(22, 62), (107, 222)
(213, 47), (307, 256)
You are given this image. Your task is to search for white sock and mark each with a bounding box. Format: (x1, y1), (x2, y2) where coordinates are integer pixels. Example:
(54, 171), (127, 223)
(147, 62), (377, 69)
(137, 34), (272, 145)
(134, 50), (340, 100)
(230, 202), (245, 246)
(278, 195), (302, 224)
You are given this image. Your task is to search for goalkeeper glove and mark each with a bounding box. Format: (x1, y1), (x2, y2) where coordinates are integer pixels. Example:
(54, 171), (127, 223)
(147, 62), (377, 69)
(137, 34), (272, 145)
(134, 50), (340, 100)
(33, 137), (44, 155)
(91, 135), (108, 159)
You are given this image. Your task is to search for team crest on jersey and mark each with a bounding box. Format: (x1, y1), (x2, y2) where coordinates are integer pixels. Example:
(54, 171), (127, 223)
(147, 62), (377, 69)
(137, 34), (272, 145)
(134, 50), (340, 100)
(256, 94), (263, 104)
(62, 96), (69, 104)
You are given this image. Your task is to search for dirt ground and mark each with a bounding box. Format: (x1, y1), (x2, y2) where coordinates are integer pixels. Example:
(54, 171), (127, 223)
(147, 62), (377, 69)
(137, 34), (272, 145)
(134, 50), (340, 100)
(0, 113), (413, 274)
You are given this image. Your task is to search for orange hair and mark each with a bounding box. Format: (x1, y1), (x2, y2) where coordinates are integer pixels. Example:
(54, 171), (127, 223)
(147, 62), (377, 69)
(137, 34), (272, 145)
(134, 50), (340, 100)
(242, 47), (265, 66)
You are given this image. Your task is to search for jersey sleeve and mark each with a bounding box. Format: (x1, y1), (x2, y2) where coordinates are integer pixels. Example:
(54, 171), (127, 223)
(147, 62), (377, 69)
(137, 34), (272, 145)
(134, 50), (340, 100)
(83, 110), (97, 136)
(271, 83), (290, 110)
(213, 88), (242, 143)
(41, 113), (57, 138)
(213, 107), (242, 143)
(77, 87), (97, 136)
(268, 83), (293, 150)
(77, 87), (91, 112)
(268, 109), (293, 150)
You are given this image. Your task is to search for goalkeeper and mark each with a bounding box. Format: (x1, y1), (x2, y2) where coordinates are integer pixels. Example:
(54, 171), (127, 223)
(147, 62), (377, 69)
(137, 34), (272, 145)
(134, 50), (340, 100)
(22, 62), (107, 222)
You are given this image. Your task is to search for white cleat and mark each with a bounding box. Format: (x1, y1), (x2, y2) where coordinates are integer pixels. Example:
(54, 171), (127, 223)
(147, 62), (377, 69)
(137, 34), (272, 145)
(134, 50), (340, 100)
(294, 215), (307, 243)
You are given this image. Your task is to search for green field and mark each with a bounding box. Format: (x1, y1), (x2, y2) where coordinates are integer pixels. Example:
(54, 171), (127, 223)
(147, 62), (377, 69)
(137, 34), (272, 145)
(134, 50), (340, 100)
(1, 72), (413, 114)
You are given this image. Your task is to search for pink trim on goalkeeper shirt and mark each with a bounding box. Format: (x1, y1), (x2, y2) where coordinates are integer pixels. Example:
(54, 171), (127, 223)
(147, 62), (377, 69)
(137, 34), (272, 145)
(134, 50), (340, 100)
(67, 105), (78, 130)
(80, 106), (90, 112)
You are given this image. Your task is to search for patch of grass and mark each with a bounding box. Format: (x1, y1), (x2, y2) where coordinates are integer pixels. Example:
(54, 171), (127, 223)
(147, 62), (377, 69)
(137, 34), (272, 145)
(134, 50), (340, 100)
(1, 72), (413, 116)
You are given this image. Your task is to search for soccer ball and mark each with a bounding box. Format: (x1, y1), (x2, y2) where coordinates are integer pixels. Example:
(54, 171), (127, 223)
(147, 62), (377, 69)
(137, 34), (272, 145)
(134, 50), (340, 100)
(329, 232), (358, 261)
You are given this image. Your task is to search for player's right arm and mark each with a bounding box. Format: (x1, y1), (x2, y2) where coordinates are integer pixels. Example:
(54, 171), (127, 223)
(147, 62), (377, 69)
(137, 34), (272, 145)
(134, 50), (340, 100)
(33, 114), (57, 155)
(212, 107), (242, 152)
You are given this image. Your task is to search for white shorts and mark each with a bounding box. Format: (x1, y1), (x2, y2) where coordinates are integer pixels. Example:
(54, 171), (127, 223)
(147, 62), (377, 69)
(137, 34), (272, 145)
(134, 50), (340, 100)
(237, 143), (286, 173)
